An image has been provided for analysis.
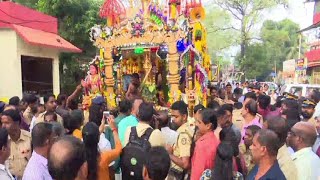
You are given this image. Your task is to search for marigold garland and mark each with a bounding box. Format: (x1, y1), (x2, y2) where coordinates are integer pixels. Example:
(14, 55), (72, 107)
(168, 89), (182, 106)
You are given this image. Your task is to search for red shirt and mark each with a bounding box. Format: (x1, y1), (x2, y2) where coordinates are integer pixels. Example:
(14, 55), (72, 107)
(191, 131), (219, 180)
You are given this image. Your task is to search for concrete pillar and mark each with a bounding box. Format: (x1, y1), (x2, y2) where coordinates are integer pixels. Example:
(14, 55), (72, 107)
(52, 56), (60, 96)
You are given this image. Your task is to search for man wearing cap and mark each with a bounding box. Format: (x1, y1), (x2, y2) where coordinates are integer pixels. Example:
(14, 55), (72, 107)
(301, 98), (316, 126)
(284, 93), (299, 101)
(280, 94), (299, 115)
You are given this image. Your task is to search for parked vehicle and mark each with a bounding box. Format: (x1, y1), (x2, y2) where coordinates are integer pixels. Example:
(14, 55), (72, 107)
(280, 84), (320, 98)
(260, 82), (279, 94)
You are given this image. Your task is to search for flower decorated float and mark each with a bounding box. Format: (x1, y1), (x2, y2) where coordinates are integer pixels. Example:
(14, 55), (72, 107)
(84, 0), (212, 116)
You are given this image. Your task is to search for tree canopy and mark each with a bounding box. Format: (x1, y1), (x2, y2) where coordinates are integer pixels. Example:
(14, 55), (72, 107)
(203, 5), (235, 75)
(204, 6), (236, 57)
(242, 19), (302, 80)
(214, 0), (288, 69)
(13, 0), (38, 9)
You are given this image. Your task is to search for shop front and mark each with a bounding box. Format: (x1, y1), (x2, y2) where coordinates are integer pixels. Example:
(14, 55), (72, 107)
(305, 48), (320, 84)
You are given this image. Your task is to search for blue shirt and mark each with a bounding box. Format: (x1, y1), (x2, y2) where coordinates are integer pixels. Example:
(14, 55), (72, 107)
(247, 161), (286, 180)
(118, 115), (138, 146)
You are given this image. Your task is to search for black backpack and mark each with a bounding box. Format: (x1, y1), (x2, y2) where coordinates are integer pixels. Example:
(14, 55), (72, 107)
(120, 126), (153, 180)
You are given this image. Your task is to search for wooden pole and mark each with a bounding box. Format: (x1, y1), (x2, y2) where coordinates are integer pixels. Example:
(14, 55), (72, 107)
(188, 63), (195, 117)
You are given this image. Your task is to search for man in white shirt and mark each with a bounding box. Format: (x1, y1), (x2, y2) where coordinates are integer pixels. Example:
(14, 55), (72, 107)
(309, 90), (320, 120)
(312, 115), (320, 156)
(157, 110), (178, 146)
(287, 122), (320, 180)
(0, 128), (14, 180)
(266, 117), (297, 180)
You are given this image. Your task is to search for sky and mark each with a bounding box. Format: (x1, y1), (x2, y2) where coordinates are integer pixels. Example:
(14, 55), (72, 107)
(268, 0), (314, 30)
(202, 0), (314, 29)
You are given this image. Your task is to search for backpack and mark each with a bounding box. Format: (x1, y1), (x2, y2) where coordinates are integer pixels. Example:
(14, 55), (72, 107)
(120, 126), (153, 180)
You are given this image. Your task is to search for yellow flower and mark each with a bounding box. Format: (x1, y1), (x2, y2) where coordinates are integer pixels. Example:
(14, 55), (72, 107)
(105, 92), (116, 108)
(168, 90), (182, 106)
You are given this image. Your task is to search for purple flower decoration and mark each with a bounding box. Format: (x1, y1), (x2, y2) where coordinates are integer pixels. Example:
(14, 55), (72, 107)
(180, 68), (186, 84)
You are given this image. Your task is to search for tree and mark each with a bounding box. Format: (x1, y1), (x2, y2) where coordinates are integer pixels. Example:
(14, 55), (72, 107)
(37, 0), (103, 56)
(241, 44), (270, 79)
(13, 0), (104, 94)
(203, 5), (236, 59)
(202, 4), (236, 76)
(242, 19), (303, 80)
(214, 0), (288, 70)
(261, 19), (302, 70)
(36, 0), (104, 94)
(13, 0), (38, 9)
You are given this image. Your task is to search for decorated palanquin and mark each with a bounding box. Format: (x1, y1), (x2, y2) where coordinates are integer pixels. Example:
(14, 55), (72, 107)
(84, 0), (212, 116)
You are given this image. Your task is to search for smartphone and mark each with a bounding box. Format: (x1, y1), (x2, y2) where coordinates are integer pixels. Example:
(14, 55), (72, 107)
(103, 111), (110, 119)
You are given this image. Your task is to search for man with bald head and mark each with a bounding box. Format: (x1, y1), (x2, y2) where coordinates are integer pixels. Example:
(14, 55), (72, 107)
(266, 117), (297, 180)
(48, 136), (88, 180)
(287, 122), (320, 180)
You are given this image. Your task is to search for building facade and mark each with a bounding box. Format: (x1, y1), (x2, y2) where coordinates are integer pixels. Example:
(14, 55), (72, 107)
(0, 1), (81, 102)
(303, 0), (320, 84)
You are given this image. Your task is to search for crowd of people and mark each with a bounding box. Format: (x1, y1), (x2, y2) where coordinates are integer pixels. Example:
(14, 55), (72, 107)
(0, 80), (320, 180)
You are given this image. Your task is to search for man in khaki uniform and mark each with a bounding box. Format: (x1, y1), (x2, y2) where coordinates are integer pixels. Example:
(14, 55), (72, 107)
(167, 101), (192, 180)
(301, 98), (317, 126)
(36, 94), (63, 126)
(232, 108), (245, 129)
(1, 108), (31, 180)
(22, 94), (38, 125)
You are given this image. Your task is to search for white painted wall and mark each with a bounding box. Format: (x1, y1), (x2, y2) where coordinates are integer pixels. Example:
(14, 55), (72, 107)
(0, 29), (61, 102)
(17, 34), (60, 96)
(0, 29), (20, 101)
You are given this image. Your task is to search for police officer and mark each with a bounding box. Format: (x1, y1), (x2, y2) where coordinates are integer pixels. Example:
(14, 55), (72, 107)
(166, 101), (192, 180)
(301, 98), (317, 126)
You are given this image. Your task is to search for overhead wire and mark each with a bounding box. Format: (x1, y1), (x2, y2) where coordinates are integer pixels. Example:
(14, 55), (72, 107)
(0, 9), (56, 24)
(0, 19), (55, 25)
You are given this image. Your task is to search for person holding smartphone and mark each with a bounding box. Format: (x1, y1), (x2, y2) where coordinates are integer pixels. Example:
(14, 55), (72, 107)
(82, 116), (122, 180)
